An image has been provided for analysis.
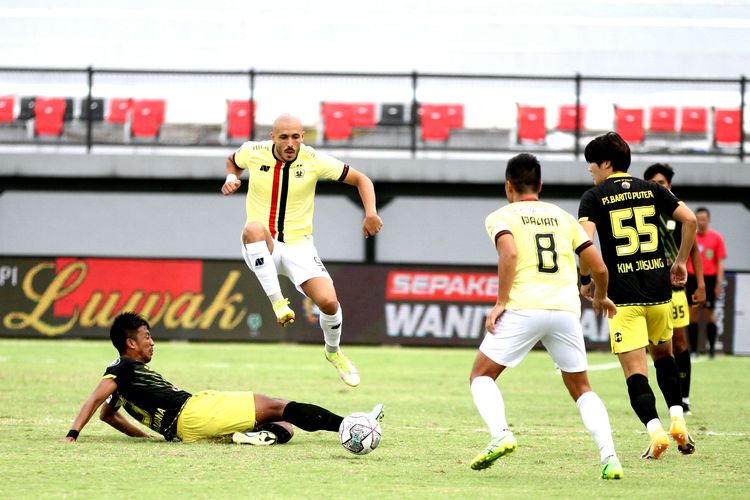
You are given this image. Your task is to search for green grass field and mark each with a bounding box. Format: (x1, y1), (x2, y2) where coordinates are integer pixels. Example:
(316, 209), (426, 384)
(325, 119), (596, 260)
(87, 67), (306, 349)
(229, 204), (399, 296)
(1, 339), (748, 499)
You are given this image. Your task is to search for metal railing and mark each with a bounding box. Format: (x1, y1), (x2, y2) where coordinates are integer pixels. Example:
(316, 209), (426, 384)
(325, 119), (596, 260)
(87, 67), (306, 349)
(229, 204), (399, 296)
(0, 66), (746, 160)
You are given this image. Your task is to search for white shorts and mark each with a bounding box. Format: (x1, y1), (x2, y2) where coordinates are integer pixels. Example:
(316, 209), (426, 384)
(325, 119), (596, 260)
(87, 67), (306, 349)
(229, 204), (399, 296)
(479, 309), (588, 373)
(241, 238), (331, 292)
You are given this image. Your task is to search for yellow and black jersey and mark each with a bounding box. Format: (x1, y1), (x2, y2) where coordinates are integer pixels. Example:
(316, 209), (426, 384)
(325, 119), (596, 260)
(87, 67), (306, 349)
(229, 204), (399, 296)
(103, 356), (192, 441)
(485, 200), (593, 315)
(657, 212), (686, 291)
(232, 141), (349, 245)
(578, 173), (681, 306)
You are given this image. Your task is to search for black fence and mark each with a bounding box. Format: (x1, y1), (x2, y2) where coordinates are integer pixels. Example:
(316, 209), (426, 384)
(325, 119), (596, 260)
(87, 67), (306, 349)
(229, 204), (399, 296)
(0, 67), (746, 159)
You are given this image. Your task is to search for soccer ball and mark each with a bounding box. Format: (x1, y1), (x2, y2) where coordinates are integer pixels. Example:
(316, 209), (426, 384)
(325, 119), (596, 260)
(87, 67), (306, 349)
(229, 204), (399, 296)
(338, 412), (381, 455)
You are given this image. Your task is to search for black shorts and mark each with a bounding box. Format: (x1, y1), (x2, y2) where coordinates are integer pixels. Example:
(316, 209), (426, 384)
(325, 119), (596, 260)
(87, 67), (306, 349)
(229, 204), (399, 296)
(687, 274), (716, 308)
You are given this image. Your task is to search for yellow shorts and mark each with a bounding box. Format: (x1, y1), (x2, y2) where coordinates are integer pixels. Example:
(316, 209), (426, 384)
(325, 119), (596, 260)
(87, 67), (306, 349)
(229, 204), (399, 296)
(176, 390), (256, 443)
(670, 290), (689, 328)
(607, 302), (673, 354)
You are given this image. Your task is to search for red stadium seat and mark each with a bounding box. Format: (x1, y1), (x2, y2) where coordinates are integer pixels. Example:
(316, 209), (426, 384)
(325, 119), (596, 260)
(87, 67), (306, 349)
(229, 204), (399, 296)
(0, 96), (15, 122)
(350, 103), (376, 128)
(130, 99), (166, 138)
(321, 102), (353, 140)
(557, 104), (586, 131)
(227, 100), (255, 140)
(713, 108), (741, 146)
(649, 106), (677, 133)
(108, 98), (132, 124)
(419, 104), (451, 141)
(680, 107), (708, 134)
(34, 97), (66, 136)
(443, 104), (464, 129)
(517, 105), (546, 143)
(614, 106), (644, 144)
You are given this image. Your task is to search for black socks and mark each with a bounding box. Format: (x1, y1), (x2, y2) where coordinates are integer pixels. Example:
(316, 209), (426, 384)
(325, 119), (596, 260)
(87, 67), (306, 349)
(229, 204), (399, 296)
(626, 374), (659, 425)
(281, 402), (343, 432)
(654, 356), (682, 409)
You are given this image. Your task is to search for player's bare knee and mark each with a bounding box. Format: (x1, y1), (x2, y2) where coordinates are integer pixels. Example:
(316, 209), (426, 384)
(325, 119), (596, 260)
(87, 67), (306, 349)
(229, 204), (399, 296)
(316, 298), (339, 315)
(242, 222), (267, 243)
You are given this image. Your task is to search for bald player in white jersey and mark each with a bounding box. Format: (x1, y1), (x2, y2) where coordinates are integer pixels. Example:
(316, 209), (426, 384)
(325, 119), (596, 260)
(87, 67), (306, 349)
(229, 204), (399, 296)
(221, 114), (383, 387)
(467, 153), (622, 480)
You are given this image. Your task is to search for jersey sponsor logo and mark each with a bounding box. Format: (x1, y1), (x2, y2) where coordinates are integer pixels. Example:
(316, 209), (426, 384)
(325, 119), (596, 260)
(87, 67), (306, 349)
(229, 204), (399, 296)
(260, 165), (270, 172)
(254, 257), (264, 266)
(108, 357), (121, 367)
(600, 189), (654, 205)
(386, 271), (498, 302)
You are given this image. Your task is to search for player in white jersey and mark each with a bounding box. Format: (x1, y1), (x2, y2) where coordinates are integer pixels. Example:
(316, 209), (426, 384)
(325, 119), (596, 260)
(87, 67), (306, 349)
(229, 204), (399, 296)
(221, 114), (383, 387)
(468, 153), (622, 480)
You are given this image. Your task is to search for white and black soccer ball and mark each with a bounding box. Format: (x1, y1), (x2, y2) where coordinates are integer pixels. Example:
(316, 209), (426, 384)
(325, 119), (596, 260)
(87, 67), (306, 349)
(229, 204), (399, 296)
(338, 412), (381, 455)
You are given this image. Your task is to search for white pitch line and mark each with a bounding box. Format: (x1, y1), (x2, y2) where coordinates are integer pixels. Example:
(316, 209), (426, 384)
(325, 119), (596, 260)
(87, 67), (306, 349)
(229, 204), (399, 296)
(584, 356), (707, 372)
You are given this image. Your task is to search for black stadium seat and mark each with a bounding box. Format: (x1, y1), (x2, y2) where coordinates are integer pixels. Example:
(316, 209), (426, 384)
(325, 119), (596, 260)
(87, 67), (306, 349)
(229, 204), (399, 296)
(379, 103), (405, 126)
(80, 97), (105, 122)
(17, 96), (36, 121)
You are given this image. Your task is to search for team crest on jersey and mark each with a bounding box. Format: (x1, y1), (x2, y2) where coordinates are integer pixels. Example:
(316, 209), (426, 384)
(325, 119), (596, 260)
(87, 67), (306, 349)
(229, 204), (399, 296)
(614, 332), (623, 342)
(108, 358), (121, 367)
(294, 168), (305, 178)
(621, 181), (631, 190)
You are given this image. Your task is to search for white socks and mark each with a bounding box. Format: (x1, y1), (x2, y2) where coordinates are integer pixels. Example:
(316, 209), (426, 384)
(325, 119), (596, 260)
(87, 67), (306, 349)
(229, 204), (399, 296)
(576, 391), (617, 463)
(242, 241), (282, 303)
(320, 306), (343, 352)
(471, 376), (509, 437)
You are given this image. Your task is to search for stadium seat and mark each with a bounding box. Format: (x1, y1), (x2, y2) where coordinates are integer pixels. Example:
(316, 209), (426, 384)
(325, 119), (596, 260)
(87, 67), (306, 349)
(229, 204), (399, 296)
(80, 97), (105, 122)
(130, 99), (166, 138)
(227, 100), (255, 140)
(680, 107), (708, 134)
(33, 97), (66, 136)
(379, 103), (405, 125)
(108, 98), (132, 124)
(63, 97), (75, 122)
(517, 104), (546, 144)
(443, 104), (464, 129)
(614, 106), (645, 144)
(419, 104), (451, 141)
(557, 104), (586, 131)
(321, 102), (353, 140)
(0, 96), (14, 122)
(649, 106), (677, 133)
(350, 103), (376, 128)
(18, 96), (36, 121)
(713, 108), (741, 146)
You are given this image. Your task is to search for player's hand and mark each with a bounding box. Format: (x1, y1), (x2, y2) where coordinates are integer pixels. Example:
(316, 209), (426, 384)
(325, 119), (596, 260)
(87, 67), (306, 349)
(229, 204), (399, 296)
(485, 303), (506, 334)
(221, 178), (241, 195)
(580, 283), (594, 302)
(692, 285), (706, 307)
(362, 213), (383, 238)
(592, 296), (617, 318)
(670, 262), (687, 287)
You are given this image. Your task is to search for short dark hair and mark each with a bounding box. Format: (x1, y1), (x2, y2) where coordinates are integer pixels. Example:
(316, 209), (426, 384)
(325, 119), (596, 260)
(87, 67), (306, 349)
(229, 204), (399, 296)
(643, 163), (674, 183)
(505, 153), (541, 193)
(584, 132), (631, 172)
(110, 312), (150, 354)
(695, 207), (710, 218)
